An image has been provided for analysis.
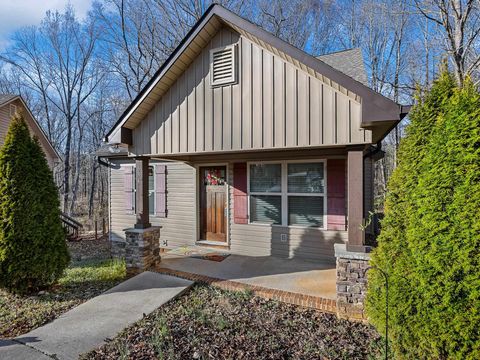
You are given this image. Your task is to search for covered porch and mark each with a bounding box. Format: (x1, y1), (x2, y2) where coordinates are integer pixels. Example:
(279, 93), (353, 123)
(155, 245), (337, 312)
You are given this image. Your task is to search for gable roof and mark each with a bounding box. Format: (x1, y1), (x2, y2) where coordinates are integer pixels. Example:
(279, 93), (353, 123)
(105, 4), (408, 143)
(0, 94), (61, 161)
(317, 48), (368, 86)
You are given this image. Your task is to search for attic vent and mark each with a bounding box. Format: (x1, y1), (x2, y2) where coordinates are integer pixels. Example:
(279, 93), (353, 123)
(210, 45), (237, 87)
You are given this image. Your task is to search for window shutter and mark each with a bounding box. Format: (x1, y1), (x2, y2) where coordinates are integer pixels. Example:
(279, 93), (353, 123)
(210, 45), (237, 86)
(124, 166), (134, 215)
(155, 165), (167, 218)
(327, 159), (346, 230)
(233, 162), (248, 224)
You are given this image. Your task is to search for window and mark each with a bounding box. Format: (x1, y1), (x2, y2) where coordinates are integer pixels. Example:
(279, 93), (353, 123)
(287, 163), (325, 227)
(249, 164), (282, 225)
(133, 166), (155, 215)
(210, 45), (237, 87)
(248, 161), (326, 228)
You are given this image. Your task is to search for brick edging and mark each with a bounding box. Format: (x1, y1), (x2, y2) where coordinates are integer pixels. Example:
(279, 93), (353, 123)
(154, 266), (336, 313)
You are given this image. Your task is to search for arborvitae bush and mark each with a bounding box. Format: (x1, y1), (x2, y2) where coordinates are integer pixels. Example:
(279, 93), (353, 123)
(0, 114), (69, 293)
(366, 72), (480, 359)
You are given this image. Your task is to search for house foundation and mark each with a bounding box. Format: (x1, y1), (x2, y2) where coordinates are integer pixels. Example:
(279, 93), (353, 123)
(334, 243), (370, 321)
(124, 227), (161, 275)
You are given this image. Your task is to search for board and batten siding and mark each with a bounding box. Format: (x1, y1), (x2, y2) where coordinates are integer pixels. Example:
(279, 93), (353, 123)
(130, 26), (371, 157)
(109, 160), (196, 248)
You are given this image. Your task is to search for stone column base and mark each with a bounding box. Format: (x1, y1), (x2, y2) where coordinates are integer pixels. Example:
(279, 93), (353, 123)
(334, 243), (371, 321)
(124, 227), (161, 275)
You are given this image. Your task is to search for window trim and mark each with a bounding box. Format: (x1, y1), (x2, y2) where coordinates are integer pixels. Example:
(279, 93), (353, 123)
(247, 160), (327, 229)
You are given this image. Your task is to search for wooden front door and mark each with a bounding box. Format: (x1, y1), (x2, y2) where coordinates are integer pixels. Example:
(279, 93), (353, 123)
(200, 166), (227, 242)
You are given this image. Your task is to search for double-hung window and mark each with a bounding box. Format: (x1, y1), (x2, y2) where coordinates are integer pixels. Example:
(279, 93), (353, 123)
(248, 161), (326, 228)
(249, 164), (282, 225)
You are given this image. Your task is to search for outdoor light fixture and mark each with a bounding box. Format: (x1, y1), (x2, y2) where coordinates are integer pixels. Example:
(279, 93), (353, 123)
(108, 143), (121, 154)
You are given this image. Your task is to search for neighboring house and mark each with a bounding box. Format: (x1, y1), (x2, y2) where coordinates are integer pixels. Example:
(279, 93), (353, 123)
(101, 5), (409, 263)
(0, 94), (60, 169)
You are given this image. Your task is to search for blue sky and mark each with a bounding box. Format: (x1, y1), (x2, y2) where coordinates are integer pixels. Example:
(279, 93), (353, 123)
(0, 0), (94, 49)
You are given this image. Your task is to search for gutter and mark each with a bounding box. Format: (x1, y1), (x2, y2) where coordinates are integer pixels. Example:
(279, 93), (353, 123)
(97, 156), (112, 168)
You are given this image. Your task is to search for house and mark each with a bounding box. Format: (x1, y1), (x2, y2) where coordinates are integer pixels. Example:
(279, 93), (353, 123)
(0, 94), (60, 169)
(100, 5), (409, 271)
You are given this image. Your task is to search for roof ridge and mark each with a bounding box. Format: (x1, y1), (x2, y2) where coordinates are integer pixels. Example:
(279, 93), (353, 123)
(317, 48), (361, 57)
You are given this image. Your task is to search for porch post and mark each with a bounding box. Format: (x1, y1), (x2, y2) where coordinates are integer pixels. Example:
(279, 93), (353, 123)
(346, 150), (366, 252)
(135, 156), (151, 229)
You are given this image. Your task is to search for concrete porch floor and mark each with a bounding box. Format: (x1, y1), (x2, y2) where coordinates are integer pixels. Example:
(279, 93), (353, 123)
(159, 246), (336, 300)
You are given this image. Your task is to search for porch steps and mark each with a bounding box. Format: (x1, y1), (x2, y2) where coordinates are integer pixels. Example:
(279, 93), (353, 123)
(154, 266), (337, 314)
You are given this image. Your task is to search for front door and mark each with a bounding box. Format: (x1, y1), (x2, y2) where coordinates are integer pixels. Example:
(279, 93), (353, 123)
(200, 166), (227, 242)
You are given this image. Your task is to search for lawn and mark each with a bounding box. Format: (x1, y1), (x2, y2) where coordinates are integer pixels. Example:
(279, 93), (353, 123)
(84, 285), (384, 360)
(0, 237), (126, 338)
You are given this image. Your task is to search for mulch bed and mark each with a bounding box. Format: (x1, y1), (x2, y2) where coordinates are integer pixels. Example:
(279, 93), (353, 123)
(84, 285), (383, 360)
(68, 232), (111, 262)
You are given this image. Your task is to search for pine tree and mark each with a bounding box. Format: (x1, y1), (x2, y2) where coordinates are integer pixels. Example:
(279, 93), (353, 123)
(366, 72), (480, 358)
(0, 114), (69, 293)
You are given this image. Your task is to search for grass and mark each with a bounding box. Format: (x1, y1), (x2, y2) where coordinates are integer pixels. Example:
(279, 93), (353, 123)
(84, 284), (384, 360)
(0, 258), (126, 338)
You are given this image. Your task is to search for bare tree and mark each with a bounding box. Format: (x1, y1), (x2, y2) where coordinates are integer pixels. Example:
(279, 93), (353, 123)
(415, 0), (480, 85)
(1, 6), (103, 212)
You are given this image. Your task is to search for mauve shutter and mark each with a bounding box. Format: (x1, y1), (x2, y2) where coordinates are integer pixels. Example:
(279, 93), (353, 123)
(233, 162), (248, 224)
(327, 159), (346, 230)
(124, 166), (134, 215)
(155, 165), (167, 218)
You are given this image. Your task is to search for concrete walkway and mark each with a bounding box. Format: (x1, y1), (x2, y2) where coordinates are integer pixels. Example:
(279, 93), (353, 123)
(0, 271), (193, 360)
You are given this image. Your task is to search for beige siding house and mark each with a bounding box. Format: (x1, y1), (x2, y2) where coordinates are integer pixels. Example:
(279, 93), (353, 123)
(0, 94), (60, 169)
(101, 5), (409, 263)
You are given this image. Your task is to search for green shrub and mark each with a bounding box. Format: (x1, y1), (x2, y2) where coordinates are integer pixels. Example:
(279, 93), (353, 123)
(366, 72), (480, 359)
(0, 114), (69, 293)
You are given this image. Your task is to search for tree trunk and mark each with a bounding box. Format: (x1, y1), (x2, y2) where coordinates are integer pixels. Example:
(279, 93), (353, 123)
(63, 120), (72, 213)
(88, 161), (98, 218)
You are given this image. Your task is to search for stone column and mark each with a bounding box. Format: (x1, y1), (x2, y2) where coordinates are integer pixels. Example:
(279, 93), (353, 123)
(124, 227), (161, 275)
(334, 243), (371, 321)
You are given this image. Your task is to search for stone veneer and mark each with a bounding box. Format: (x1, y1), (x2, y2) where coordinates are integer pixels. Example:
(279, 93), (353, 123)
(124, 227), (161, 275)
(334, 243), (370, 321)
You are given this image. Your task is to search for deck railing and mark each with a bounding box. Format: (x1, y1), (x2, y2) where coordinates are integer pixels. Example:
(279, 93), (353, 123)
(60, 212), (83, 239)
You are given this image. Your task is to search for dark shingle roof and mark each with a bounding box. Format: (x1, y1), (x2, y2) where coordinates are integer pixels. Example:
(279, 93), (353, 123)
(0, 94), (17, 106)
(317, 48), (368, 86)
